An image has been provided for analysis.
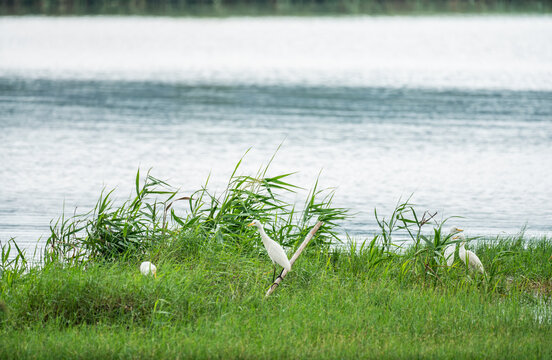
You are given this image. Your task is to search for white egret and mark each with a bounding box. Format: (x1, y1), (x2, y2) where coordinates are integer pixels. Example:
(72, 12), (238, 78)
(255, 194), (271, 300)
(140, 261), (157, 278)
(457, 235), (485, 275)
(248, 220), (291, 283)
(443, 244), (456, 267)
(443, 226), (463, 267)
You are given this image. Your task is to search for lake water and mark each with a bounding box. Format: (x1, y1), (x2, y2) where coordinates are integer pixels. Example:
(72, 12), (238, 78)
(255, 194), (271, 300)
(1, 16), (551, 252)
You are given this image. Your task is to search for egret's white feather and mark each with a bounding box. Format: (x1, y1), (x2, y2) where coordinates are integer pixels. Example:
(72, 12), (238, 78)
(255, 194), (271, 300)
(250, 220), (291, 271)
(443, 244), (456, 267)
(443, 226), (463, 267)
(140, 261), (157, 277)
(459, 242), (485, 274)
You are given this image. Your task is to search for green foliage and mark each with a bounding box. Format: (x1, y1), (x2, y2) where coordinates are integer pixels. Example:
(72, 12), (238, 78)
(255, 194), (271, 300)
(374, 198), (456, 278)
(46, 170), (177, 262)
(0, 239), (27, 292)
(0, 244), (551, 358)
(2, 158), (552, 358)
(46, 155), (348, 263)
(173, 156), (347, 252)
(474, 234), (552, 280)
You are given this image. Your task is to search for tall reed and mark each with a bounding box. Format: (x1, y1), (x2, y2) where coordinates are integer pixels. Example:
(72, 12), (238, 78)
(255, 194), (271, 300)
(46, 155), (348, 263)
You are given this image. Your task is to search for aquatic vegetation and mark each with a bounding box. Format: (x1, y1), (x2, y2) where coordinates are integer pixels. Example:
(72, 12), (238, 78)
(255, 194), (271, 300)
(45, 155), (347, 263)
(1, 158), (551, 358)
(0, 239), (27, 292)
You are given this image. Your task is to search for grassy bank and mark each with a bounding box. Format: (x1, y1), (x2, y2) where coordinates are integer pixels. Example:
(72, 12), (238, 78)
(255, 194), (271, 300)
(0, 159), (551, 358)
(1, 0), (551, 16)
(0, 237), (551, 358)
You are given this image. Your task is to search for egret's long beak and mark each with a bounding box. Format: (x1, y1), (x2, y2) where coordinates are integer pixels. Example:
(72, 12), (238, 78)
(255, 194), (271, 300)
(247, 222), (255, 227)
(154, 271), (157, 279)
(455, 228), (464, 232)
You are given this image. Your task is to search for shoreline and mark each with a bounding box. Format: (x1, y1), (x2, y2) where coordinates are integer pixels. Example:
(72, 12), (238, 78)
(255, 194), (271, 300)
(2, 2), (551, 17)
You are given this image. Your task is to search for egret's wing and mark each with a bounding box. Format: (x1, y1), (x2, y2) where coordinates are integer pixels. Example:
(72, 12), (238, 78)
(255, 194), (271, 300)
(468, 251), (485, 274)
(463, 250), (485, 274)
(140, 261), (155, 275)
(268, 241), (291, 271)
(443, 244), (455, 267)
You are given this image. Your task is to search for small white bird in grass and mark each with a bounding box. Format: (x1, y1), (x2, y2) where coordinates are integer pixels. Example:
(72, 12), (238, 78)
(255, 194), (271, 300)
(443, 226), (464, 267)
(248, 220), (291, 283)
(454, 232), (486, 275)
(140, 261), (157, 278)
(443, 243), (456, 267)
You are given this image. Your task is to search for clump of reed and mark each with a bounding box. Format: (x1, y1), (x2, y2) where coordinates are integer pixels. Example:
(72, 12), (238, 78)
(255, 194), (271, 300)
(0, 239), (27, 292)
(45, 154), (348, 264)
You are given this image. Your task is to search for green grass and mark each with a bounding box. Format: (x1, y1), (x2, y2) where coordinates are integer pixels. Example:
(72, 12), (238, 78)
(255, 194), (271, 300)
(1, 242), (551, 359)
(0, 157), (551, 358)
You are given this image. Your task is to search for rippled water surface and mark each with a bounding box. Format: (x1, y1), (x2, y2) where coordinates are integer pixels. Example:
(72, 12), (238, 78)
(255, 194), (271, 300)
(1, 16), (551, 251)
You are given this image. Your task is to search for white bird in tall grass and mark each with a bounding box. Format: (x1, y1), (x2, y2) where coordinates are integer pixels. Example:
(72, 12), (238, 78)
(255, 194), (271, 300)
(140, 261), (157, 278)
(443, 243), (456, 267)
(443, 226), (463, 267)
(248, 220), (291, 282)
(455, 233), (485, 275)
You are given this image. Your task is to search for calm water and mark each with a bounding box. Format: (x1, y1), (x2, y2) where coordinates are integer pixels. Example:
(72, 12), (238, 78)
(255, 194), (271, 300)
(1, 16), (552, 252)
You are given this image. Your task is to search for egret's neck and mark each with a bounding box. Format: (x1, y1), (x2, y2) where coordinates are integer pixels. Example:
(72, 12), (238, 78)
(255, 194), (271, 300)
(255, 224), (271, 246)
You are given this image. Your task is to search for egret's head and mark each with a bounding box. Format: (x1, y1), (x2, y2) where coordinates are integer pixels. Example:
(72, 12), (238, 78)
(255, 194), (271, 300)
(247, 220), (261, 228)
(449, 226), (463, 235)
(449, 227), (465, 242)
(452, 233), (466, 240)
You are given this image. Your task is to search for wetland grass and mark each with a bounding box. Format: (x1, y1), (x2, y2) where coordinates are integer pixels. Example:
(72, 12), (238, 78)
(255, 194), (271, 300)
(1, 242), (551, 358)
(0, 157), (550, 358)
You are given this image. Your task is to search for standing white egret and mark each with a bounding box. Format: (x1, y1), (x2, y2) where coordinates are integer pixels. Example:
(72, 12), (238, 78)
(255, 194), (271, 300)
(458, 236), (485, 275)
(443, 244), (456, 267)
(443, 226), (463, 267)
(140, 261), (157, 278)
(248, 220), (291, 282)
